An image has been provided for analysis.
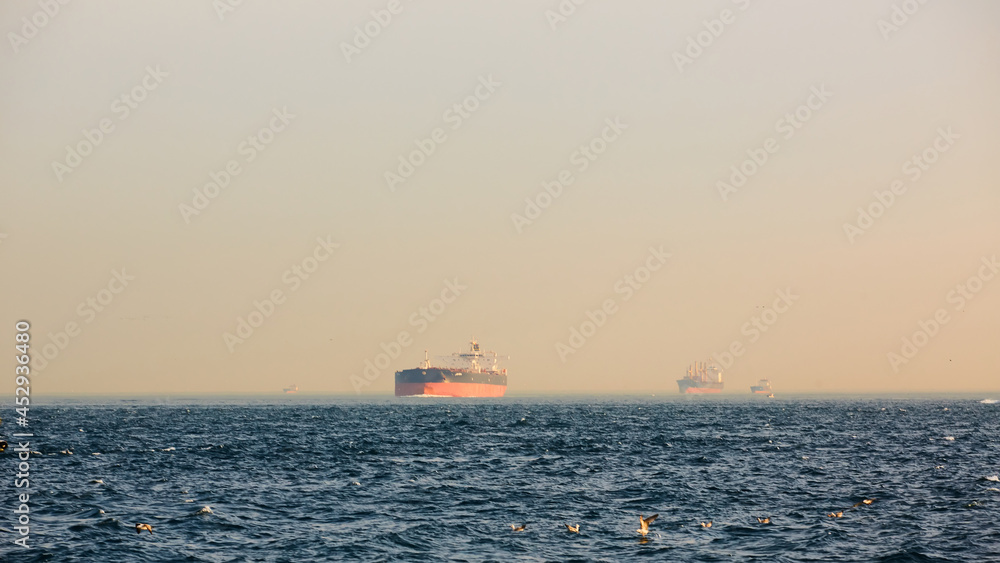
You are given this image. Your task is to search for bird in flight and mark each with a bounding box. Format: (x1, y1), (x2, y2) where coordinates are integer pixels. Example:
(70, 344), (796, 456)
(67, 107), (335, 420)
(509, 524), (526, 532)
(135, 523), (153, 534)
(636, 514), (658, 536)
(564, 524), (580, 533)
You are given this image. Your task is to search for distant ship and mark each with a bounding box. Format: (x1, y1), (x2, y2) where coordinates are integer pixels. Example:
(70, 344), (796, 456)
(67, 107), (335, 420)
(283, 384), (298, 394)
(750, 379), (773, 396)
(395, 339), (507, 397)
(677, 362), (723, 394)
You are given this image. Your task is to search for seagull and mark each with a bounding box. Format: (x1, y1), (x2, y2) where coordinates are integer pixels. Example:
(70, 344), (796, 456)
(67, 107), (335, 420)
(756, 517), (771, 524)
(828, 511), (843, 518)
(852, 498), (875, 507)
(135, 523), (153, 534)
(510, 524), (526, 532)
(565, 524), (580, 533)
(636, 514), (658, 536)
(700, 521), (712, 528)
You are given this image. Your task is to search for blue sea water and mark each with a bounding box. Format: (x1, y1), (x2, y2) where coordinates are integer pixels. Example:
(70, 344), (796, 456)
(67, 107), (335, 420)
(3, 397), (999, 562)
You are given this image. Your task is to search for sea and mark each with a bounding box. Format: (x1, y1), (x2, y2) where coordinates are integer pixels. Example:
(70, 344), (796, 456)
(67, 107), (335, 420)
(3, 396), (999, 562)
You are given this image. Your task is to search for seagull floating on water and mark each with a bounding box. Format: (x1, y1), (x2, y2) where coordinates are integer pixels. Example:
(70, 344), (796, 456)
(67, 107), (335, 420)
(509, 524), (526, 532)
(852, 498), (875, 507)
(756, 517), (771, 524)
(564, 524), (580, 533)
(700, 521), (712, 528)
(828, 511), (843, 518)
(135, 523), (153, 534)
(636, 514), (658, 536)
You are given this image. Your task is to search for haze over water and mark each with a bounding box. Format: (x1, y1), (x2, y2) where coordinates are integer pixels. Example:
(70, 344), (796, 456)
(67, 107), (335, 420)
(4, 4), (1000, 561)
(1, 2), (998, 397)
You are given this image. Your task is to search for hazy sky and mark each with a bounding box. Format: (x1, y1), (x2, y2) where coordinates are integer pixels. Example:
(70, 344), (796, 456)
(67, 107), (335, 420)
(2, 1), (998, 395)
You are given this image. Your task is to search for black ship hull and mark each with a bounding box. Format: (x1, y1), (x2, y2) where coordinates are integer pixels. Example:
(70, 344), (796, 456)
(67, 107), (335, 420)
(395, 368), (507, 397)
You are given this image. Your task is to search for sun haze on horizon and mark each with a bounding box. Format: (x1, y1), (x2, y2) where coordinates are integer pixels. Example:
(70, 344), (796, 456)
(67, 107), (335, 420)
(1, 0), (998, 396)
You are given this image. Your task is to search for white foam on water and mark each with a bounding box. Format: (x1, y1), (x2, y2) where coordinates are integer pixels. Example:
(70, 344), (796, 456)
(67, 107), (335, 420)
(943, 436), (955, 441)
(984, 475), (999, 482)
(197, 506), (213, 514)
(981, 399), (998, 404)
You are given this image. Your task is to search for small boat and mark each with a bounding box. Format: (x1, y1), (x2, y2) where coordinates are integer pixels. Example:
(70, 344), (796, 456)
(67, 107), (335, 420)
(283, 384), (298, 394)
(750, 379), (773, 395)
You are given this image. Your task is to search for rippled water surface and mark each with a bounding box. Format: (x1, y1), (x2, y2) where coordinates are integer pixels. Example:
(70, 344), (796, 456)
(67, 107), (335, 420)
(5, 397), (1000, 562)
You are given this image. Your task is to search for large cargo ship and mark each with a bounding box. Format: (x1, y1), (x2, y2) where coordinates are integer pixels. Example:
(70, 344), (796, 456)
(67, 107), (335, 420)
(677, 361), (723, 394)
(750, 379), (773, 395)
(395, 339), (507, 397)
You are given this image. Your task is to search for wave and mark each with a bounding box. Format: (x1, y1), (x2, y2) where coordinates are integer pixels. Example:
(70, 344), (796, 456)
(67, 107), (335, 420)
(30, 399), (1000, 560)
(981, 399), (998, 404)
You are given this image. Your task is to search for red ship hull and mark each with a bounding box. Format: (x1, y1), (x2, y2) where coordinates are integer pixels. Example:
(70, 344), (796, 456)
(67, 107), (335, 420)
(396, 382), (507, 397)
(682, 387), (722, 394)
